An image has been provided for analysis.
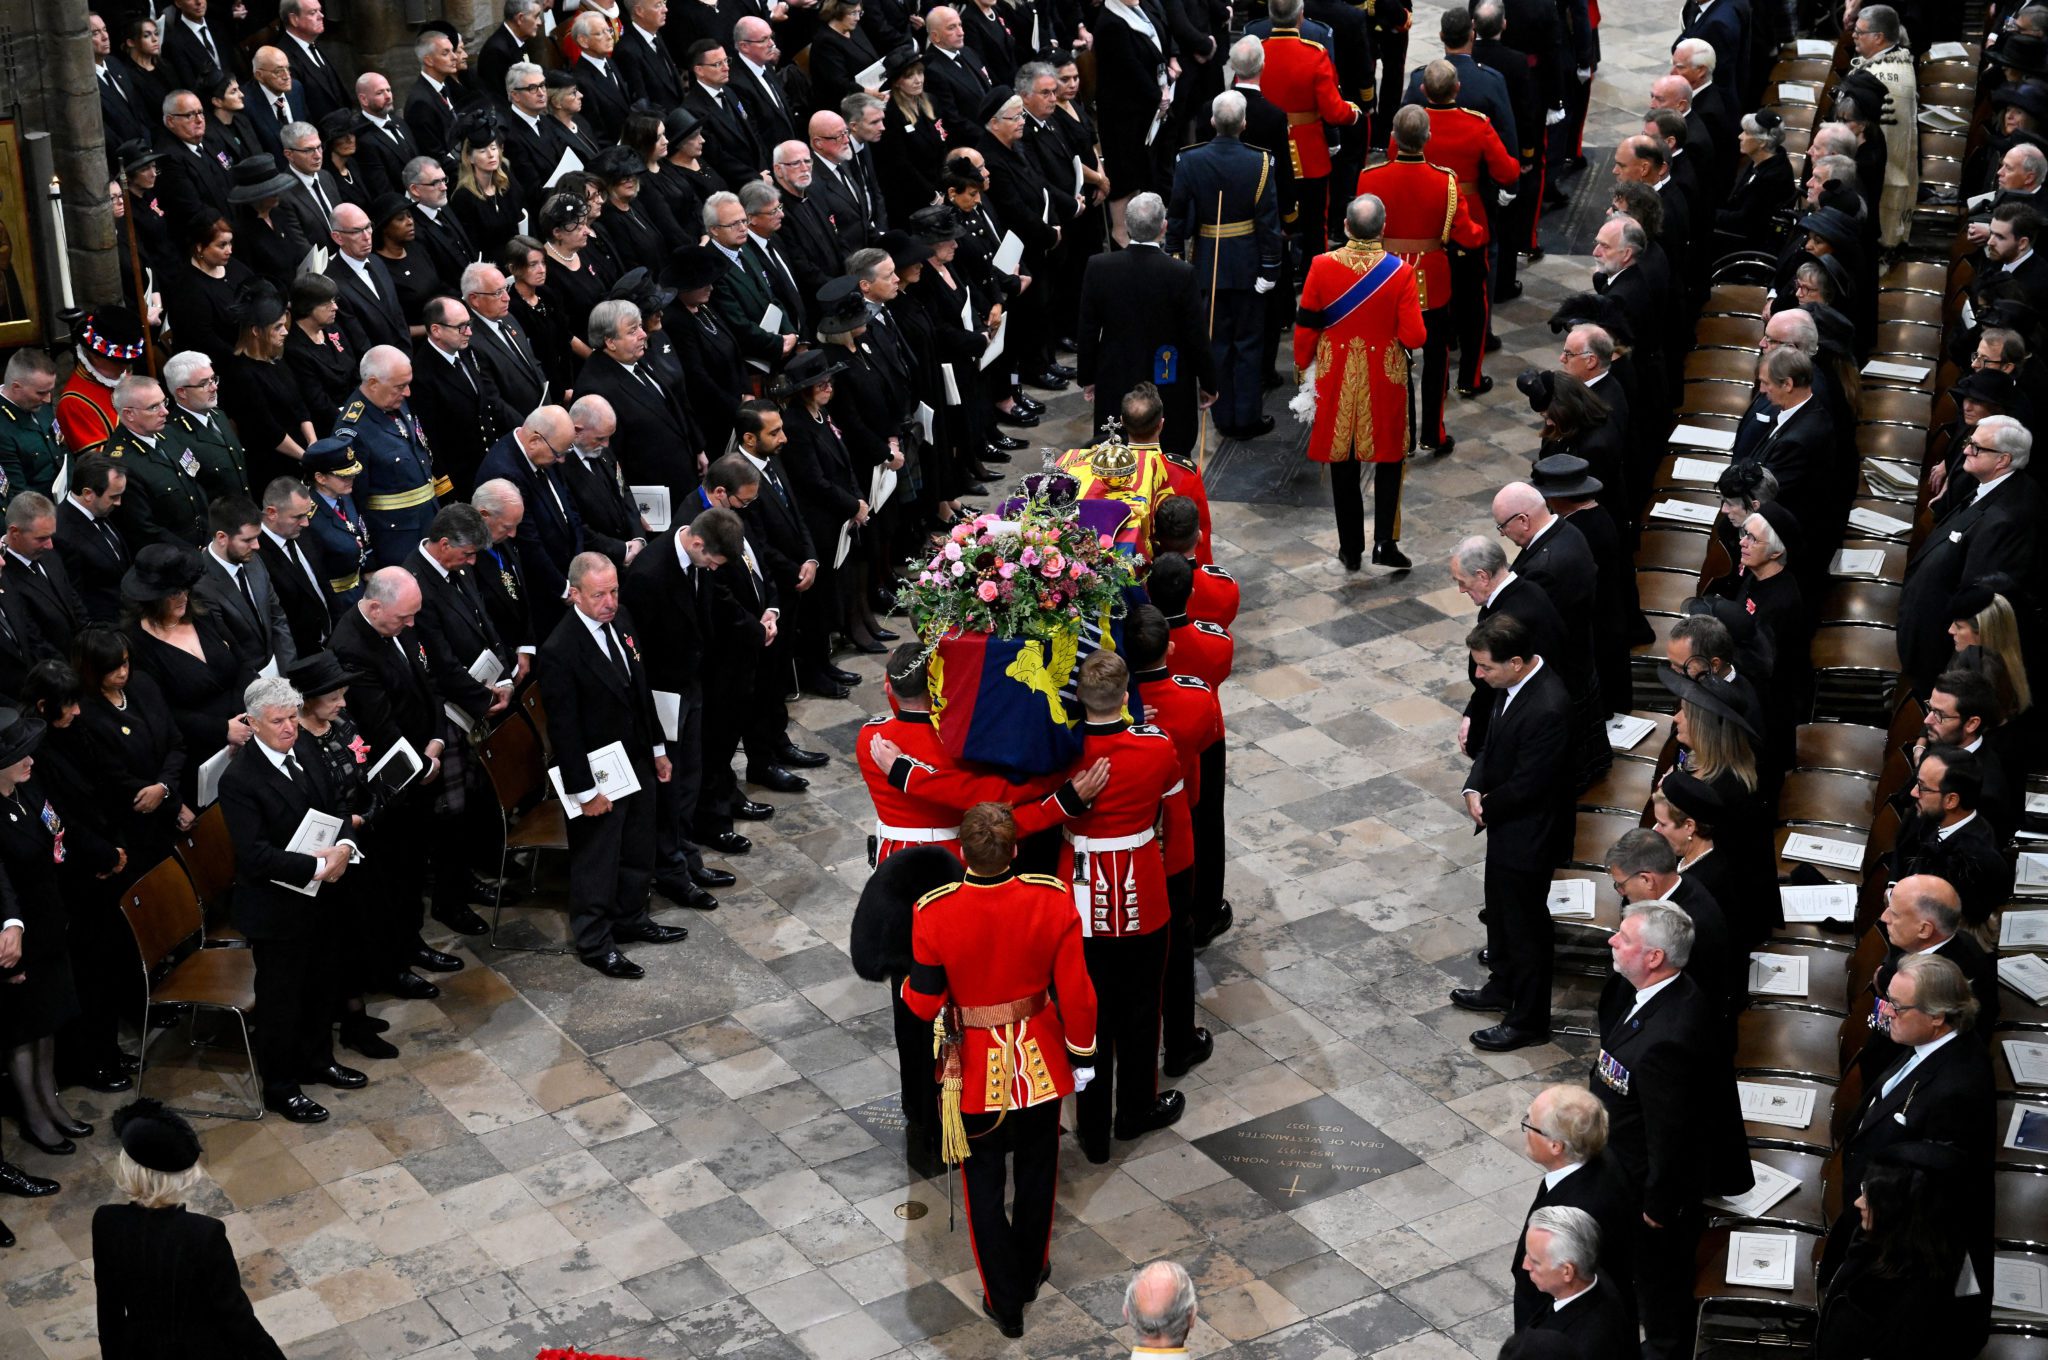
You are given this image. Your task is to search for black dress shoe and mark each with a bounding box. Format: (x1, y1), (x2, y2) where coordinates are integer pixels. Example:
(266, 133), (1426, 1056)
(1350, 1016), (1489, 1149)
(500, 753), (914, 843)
(1339, 550), (1363, 572)
(691, 866), (737, 888)
(0, 1218), (13, 1248)
(340, 1027), (400, 1060)
(1496, 280), (1523, 301)
(1449, 988), (1509, 1014)
(800, 679), (852, 700)
(869, 625), (900, 642)
(1470, 1023), (1549, 1052)
(1483, 334), (1503, 353)
(0, 1162), (59, 1197)
(618, 921), (690, 943)
(435, 904), (490, 936)
(1044, 360), (1077, 380)
(582, 950), (644, 980)
(844, 635), (888, 655)
(307, 1063), (368, 1090)
(1457, 375), (1495, 397)
(54, 1118), (92, 1139)
(778, 745), (829, 769)
(1023, 371), (1069, 391)
(70, 1065), (133, 1093)
(1228, 414), (1276, 439)
(1013, 391), (1045, 413)
(1192, 902), (1234, 950)
(747, 766), (810, 793)
(826, 665), (861, 685)
(1115, 1090), (1186, 1139)
(733, 799), (775, 821)
(1526, 247), (1547, 262)
(995, 406), (1040, 428)
(383, 972), (440, 1000)
(410, 945), (465, 974)
(265, 1091), (330, 1123)
(1475, 948), (1491, 966)
(1371, 541), (1413, 571)
(990, 434), (1028, 451)
(981, 1297), (1025, 1339)
(18, 1128), (75, 1156)
(1163, 1027), (1213, 1078)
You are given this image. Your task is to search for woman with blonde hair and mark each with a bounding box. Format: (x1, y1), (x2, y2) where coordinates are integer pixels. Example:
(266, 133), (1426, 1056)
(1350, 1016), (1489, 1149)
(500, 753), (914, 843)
(1948, 582), (2032, 720)
(94, 1099), (284, 1356)
(451, 115), (526, 262)
(1661, 670), (1778, 947)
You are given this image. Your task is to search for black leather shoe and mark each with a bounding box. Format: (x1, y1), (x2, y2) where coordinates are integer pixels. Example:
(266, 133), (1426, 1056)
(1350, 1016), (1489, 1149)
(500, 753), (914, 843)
(383, 972), (440, 1000)
(747, 766), (810, 793)
(1013, 391), (1045, 413)
(691, 866), (737, 888)
(994, 406), (1040, 428)
(1114, 1090), (1186, 1140)
(1526, 247), (1547, 263)
(1449, 988), (1508, 1014)
(1082, 1136), (1111, 1164)
(990, 434), (1028, 451)
(0, 1162), (59, 1197)
(1371, 541), (1413, 571)
(71, 1065), (134, 1093)
(1027, 1260), (1053, 1301)
(711, 833), (756, 857)
(1192, 902), (1234, 950)
(870, 625), (900, 642)
(0, 1218), (13, 1248)
(1045, 360), (1077, 380)
(435, 905), (490, 936)
(777, 745), (829, 769)
(54, 1118), (92, 1139)
(1496, 281), (1523, 301)
(18, 1128), (75, 1156)
(618, 921), (690, 944)
(1023, 371), (1069, 391)
(1470, 1023), (1549, 1052)
(733, 800), (775, 821)
(1457, 375), (1495, 397)
(981, 1297), (1025, 1339)
(655, 880), (719, 911)
(340, 1027), (400, 1060)
(410, 946), (464, 974)
(1339, 550), (1363, 572)
(843, 634), (888, 655)
(582, 950), (644, 980)
(1227, 414), (1276, 439)
(800, 678), (852, 700)
(826, 665), (861, 685)
(266, 1091), (330, 1123)
(1163, 1027), (1213, 1078)
(1483, 334), (1503, 354)
(308, 1063), (368, 1090)
(1475, 948), (1491, 966)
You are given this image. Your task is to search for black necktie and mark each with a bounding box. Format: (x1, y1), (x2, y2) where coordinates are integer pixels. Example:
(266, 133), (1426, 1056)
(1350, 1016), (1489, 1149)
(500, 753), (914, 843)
(310, 175), (335, 221)
(198, 23), (219, 65)
(283, 752), (303, 782)
(98, 517), (123, 561)
(275, 95), (289, 124)
(237, 568), (257, 616)
(765, 463), (791, 507)
(604, 623), (631, 683)
(457, 352), (479, 393)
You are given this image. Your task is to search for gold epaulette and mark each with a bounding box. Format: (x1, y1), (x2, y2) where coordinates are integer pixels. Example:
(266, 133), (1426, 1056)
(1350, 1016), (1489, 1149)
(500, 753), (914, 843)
(914, 881), (963, 911)
(1019, 873), (1067, 890)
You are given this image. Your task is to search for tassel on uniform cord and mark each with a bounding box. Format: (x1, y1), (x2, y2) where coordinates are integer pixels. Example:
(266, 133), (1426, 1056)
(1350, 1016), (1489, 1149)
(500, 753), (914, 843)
(936, 1011), (971, 1167)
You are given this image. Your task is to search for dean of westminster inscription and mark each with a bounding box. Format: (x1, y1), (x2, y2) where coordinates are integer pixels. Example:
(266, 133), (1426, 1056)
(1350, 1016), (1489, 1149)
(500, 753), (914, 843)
(1193, 1095), (1421, 1209)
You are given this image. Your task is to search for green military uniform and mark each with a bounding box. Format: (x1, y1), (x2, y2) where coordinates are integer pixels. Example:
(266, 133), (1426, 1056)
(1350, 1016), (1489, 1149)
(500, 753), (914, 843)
(167, 404), (250, 505)
(104, 424), (210, 549)
(0, 394), (62, 498)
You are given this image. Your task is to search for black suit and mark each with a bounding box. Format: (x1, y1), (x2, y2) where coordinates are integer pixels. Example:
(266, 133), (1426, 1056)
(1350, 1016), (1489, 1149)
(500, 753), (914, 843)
(808, 156), (878, 257)
(1887, 810), (2016, 932)
(560, 449), (644, 566)
(3, 550), (87, 660)
(1075, 245), (1215, 456)
(283, 34), (349, 121)
(404, 548), (510, 722)
(96, 63), (154, 149)
(477, 26), (529, 109)
(409, 346), (521, 499)
(156, 139), (237, 237)
(326, 254), (414, 358)
(54, 499), (129, 625)
(257, 528), (332, 656)
(193, 549), (299, 676)
(538, 604), (668, 958)
(1528, 1276), (1634, 1360)
(468, 313), (549, 414)
(920, 43), (991, 127)
(474, 434), (587, 636)
(1591, 971), (1752, 1360)
(474, 539), (536, 659)
(1463, 575), (1566, 756)
(571, 55), (634, 143)
(404, 75), (462, 160)
(94, 1204), (285, 1359)
(1899, 473), (2044, 691)
(1856, 932), (2000, 1087)
(244, 84), (308, 161)
(1665, 874), (1737, 1021)
(278, 168), (347, 246)
(571, 353), (703, 494)
(0, 583), (57, 697)
(355, 117), (423, 202)
(220, 735), (349, 1094)
(500, 110), (565, 207)
(682, 83), (769, 191)
(411, 204), (478, 286)
(1511, 1152), (1636, 1329)
(1740, 396), (1842, 570)
(615, 25), (687, 108)
(161, 15), (228, 93)
(1468, 657), (1574, 1032)
(728, 57), (798, 150)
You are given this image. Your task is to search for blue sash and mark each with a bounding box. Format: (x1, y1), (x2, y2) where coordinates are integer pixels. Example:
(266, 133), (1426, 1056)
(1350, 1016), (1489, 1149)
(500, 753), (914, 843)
(1299, 251), (1404, 333)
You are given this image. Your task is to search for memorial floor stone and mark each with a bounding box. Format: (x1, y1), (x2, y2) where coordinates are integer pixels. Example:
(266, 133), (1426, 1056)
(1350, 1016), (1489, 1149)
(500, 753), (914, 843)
(1193, 1097), (1421, 1210)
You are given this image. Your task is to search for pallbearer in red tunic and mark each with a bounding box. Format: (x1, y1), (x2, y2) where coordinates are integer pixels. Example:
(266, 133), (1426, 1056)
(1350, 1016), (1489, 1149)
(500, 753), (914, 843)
(1145, 555), (1236, 949)
(1154, 497), (1237, 626)
(1294, 193), (1427, 572)
(901, 803), (1098, 1341)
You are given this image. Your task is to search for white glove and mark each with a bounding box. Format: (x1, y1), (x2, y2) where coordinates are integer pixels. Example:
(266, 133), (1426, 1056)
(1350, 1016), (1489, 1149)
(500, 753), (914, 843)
(1497, 189), (1518, 207)
(1546, 105), (1567, 126)
(1254, 278), (1276, 294)
(1072, 1066), (1096, 1092)
(1576, 66), (1593, 82)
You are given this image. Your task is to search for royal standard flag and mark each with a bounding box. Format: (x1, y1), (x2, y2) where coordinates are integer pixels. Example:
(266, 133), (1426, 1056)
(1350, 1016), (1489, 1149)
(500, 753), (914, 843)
(928, 616), (1121, 778)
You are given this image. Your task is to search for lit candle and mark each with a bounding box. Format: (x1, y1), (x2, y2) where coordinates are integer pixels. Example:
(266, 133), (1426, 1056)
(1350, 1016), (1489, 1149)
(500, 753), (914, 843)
(47, 176), (74, 310)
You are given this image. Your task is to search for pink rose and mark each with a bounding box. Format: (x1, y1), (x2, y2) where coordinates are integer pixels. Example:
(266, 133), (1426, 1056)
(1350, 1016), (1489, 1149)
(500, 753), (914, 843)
(1020, 547), (1040, 566)
(999, 562), (1017, 578)
(976, 581), (998, 601)
(951, 523), (972, 542)
(950, 561), (967, 577)
(1099, 534), (1114, 550)
(1069, 563), (1085, 578)
(943, 541), (962, 561)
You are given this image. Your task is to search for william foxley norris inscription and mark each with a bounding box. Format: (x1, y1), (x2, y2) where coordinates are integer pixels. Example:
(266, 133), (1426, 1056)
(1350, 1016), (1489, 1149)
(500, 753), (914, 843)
(1193, 1095), (1421, 1209)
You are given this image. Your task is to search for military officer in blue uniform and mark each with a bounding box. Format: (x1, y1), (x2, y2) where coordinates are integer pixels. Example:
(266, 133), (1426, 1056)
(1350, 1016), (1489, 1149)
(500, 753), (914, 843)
(302, 437), (373, 614)
(332, 346), (448, 568)
(1165, 91), (1286, 440)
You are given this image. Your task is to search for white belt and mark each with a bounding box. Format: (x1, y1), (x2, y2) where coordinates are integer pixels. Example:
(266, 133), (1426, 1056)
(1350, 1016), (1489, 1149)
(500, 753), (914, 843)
(1064, 828), (1155, 853)
(1164, 779), (1184, 797)
(876, 820), (960, 842)
(1065, 827), (1156, 935)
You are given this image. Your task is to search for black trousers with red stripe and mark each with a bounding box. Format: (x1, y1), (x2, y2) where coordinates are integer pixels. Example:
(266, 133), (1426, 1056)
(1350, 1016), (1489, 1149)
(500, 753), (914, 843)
(959, 1100), (1062, 1325)
(1077, 929), (1167, 1156)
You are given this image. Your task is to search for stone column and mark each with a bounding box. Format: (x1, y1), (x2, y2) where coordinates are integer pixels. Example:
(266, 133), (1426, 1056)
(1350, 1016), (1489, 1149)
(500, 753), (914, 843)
(340, 0), (490, 103)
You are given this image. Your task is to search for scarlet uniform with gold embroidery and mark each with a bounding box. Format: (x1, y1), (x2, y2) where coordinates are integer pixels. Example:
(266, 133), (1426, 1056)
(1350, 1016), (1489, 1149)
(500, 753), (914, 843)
(1135, 669), (1224, 878)
(1355, 153), (1484, 312)
(1406, 104), (1518, 245)
(1166, 613), (1234, 688)
(1159, 449), (1213, 565)
(1052, 441), (1178, 560)
(1292, 240), (1427, 465)
(900, 870), (1099, 1113)
(1031, 720), (1183, 937)
(1187, 564), (1240, 627)
(1259, 29), (1359, 180)
(860, 712), (1076, 863)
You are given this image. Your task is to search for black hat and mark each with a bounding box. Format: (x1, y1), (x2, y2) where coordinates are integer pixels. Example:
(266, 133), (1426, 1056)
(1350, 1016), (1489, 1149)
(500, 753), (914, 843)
(1992, 80), (2048, 122)
(1994, 32), (2048, 75)
(538, 193), (588, 236)
(591, 144), (645, 185)
(1837, 69), (1888, 121)
(1796, 206), (1861, 251)
(606, 264), (676, 316)
(662, 105), (704, 146)
(1546, 291), (1634, 347)
(1530, 453), (1603, 500)
(113, 139), (168, 176)
(0, 708), (47, 769)
(880, 41), (924, 86)
(1656, 668), (1758, 739)
(81, 306), (147, 362)
(907, 203), (963, 243)
(543, 68), (579, 91)
(1953, 367), (2019, 409)
(1802, 302), (1856, 359)
(784, 348), (848, 388)
(316, 107), (373, 144)
(450, 105), (503, 151)
(121, 545), (206, 604)
(368, 192), (413, 235)
(1516, 368), (1556, 412)
(1750, 109), (1782, 132)
(977, 87), (1017, 126)
(814, 275), (870, 334)
(228, 153), (296, 205)
(284, 650), (363, 699)
(880, 228), (931, 269)
(111, 1098), (202, 1174)
(1681, 592), (1761, 654)
(1753, 498), (1803, 564)
(302, 435), (364, 479)
(1977, 296), (2041, 334)
(662, 244), (724, 291)
(1657, 767), (1726, 823)
(233, 280), (288, 331)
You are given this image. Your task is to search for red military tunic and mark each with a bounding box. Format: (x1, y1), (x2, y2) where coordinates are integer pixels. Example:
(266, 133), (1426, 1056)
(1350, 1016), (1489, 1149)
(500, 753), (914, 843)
(1187, 563), (1240, 627)
(1356, 152), (1485, 312)
(1167, 613), (1234, 689)
(901, 870), (1098, 1114)
(54, 371), (120, 455)
(1293, 239), (1427, 465)
(861, 710), (1078, 863)
(1027, 719), (1182, 938)
(1159, 449), (1214, 565)
(1259, 29), (1359, 181)
(1408, 103), (1519, 244)
(1135, 670), (1224, 877)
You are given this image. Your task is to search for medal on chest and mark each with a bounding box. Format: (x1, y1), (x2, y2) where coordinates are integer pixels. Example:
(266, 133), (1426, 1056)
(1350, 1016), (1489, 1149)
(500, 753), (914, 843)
(1595, 1048), (1631, 1096)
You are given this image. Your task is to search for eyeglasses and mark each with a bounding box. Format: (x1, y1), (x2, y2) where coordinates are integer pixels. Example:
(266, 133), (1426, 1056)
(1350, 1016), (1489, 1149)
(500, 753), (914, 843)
(714, 217), (746, 230)
(817, 129), (851, 142)
(333, 224), (371, 236)
(469, 285), (511, 298)
(287, 142), (322, 154)
(1960, 439), (1995, 457)
(176, 376), (220, 389)
(123, 399), (170, 414)
(1559, 348), (1591, 361)
(1519, 1120), (1556, 1140)
(435, 320), (473, 331)
(170, 108), (205, 120)
(515, 81), (546, 92)
(415, 176), (449, 188)
(1493, 511), (1527, 534)
(1877, 992), (1926, 1015)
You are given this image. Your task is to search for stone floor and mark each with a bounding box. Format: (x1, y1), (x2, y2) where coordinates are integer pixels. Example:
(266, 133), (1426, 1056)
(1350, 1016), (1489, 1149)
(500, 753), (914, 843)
(0, 6), (1695, 1356)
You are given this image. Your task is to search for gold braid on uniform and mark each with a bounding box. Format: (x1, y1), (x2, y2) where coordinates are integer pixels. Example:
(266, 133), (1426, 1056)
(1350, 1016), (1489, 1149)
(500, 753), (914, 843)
(935, 1011), (973, 1164)
(1320, 239), (1387, 462)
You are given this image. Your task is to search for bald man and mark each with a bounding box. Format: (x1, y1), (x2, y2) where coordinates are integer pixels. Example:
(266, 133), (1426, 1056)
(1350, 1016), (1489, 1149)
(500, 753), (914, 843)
(1125, 1262), (1199, 1354)
(475, 405), (588, 636)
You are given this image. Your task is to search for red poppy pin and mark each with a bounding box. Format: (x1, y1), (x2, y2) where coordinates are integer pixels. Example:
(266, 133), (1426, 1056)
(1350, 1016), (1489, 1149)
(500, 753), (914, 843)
(348, 734), (370, 764)
(1745, 598), (1757, 614)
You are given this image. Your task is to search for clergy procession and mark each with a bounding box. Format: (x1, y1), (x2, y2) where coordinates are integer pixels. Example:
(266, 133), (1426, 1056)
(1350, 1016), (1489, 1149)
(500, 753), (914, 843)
(0, 0), (2044, 1353)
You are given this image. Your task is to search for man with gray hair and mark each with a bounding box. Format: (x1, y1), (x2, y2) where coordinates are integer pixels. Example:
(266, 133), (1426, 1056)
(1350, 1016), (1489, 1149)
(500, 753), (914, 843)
(475, 405), (587, 634)
(163, 349), (249, 504)
(616, 0), (686, 109)
(1862, 874), (1998, 1082)
(1448, 531), (1565, 759)
(405, 154), (477, 281)
(1512, 1084), (1633, 1329)
(1164, 90), (1283, 440)
(561, 394), (649, 568)
(334, 345), (442, 567)
(1517, 1205), (1633, 1356)
(463, 262), (548, 413)
(499, 61), (556, 202)
(1592, 897), (1752, 1360)
(1076, 193), (1217, 455)
(103, 374), (210, 549)
(219, 669), (365, 1122)
(1848, 3), (1918, 247)
(1605, 827), (1733, 1011)
(574, 298), (710, 496)
(278, 0), (345, 121)
(403, 25), (464, 158)
(324, 199), (413, 356)
(1124, 1261), (1198, 1352)
(478, 0), (547, 111)
(1, 492), (87, 656)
